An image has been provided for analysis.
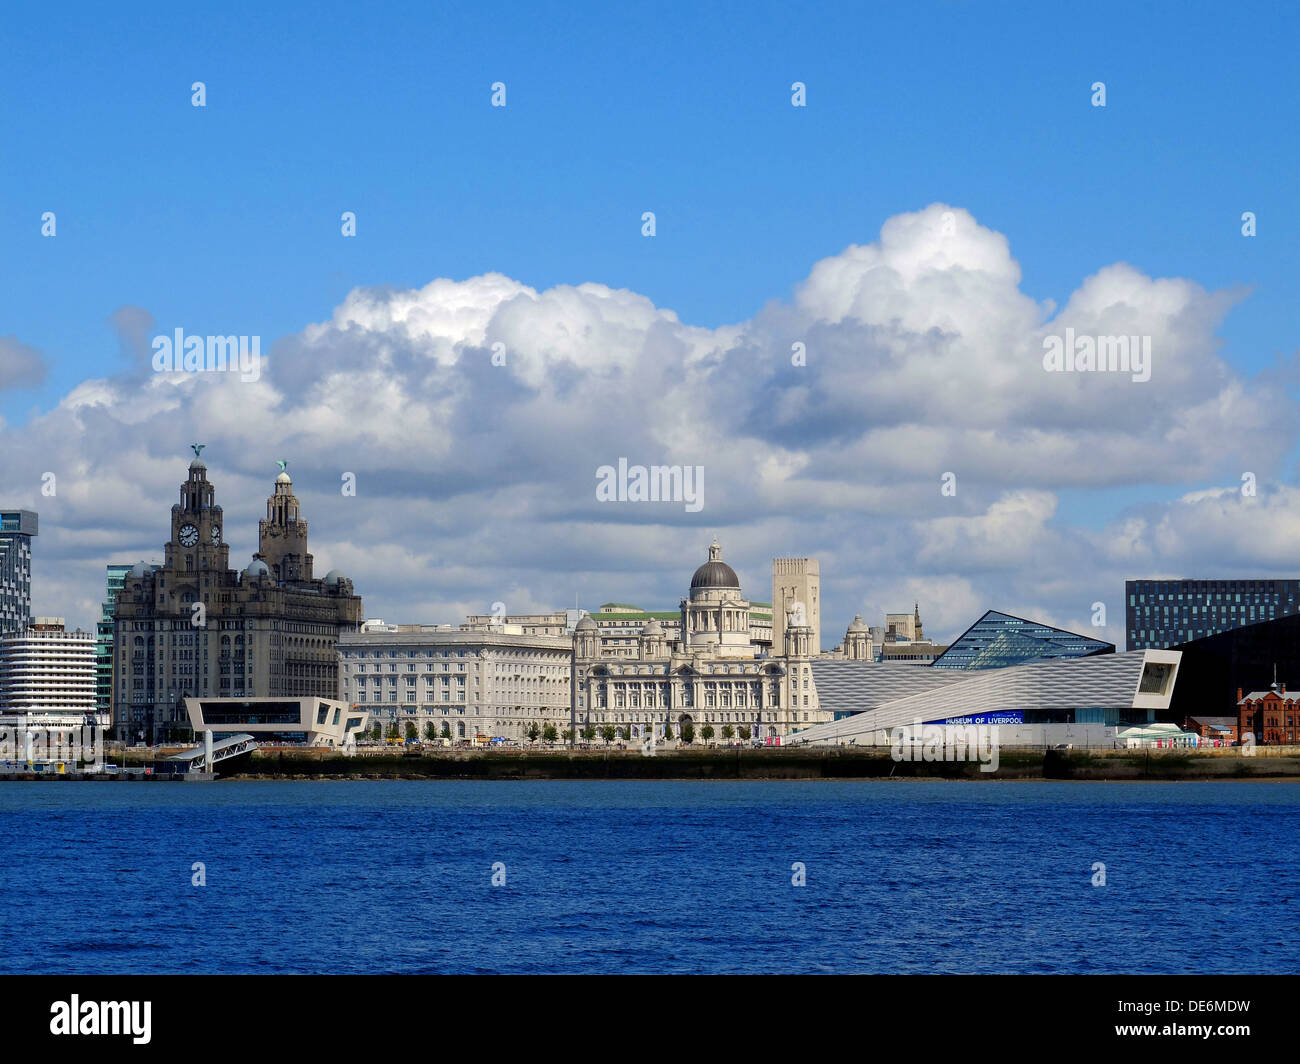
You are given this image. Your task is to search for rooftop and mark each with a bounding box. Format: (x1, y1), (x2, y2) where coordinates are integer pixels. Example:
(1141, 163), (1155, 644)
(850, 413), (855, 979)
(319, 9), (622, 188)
(338, 629), (570, 650)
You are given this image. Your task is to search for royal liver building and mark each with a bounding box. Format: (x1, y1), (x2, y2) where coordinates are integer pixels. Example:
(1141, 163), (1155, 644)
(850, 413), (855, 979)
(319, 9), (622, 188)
(571, 540), (823, 741)
(111, 453), (362, 742)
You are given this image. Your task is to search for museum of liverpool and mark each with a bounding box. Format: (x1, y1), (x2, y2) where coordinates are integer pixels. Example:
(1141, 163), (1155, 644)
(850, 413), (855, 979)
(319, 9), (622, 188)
(792, 611), (1182, 748)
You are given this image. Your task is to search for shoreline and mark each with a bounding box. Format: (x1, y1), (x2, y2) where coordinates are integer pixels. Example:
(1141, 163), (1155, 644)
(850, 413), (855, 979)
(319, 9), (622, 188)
(218, 747), (1300, 782)
(9, 748), (1299, 783)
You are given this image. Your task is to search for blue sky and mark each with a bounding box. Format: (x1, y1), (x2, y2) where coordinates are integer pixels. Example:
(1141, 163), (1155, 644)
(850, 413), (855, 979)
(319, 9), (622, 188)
(5, 1), (1295, 401)
(2, 1), (1298, 640)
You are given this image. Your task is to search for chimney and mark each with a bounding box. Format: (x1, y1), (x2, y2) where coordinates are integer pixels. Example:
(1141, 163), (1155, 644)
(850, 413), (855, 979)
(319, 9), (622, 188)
(1237, 687), (1243, 703)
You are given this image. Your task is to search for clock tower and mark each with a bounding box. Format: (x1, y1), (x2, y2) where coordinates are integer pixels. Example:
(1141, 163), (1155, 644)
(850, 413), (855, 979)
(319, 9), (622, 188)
(111, 451), (362, 744)
(165, 456), (229, 576)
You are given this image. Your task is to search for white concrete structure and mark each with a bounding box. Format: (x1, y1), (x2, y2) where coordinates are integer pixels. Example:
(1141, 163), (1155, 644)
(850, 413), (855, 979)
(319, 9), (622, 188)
(790, 649), (1182, 747)
(183, 696), (367, 747)
(0, 618), (98, 726)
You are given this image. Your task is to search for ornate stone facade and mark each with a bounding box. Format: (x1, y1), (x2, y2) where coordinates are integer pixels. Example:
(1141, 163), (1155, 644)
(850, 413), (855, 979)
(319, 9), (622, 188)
(111, 457), (362, 742)
(338, 628), (571, 741)
(571, 540), (824, 741)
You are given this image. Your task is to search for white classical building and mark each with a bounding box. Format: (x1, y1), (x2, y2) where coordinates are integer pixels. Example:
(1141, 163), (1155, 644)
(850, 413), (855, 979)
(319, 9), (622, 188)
(337, 628), (573, 741)
(571, 540), (826, 741)
(0, 618), (98, 727)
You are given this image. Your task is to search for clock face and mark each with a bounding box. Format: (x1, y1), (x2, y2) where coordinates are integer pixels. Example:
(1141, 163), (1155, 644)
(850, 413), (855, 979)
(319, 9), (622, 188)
(210, 525), (222, 544)
(179, 524), (199, 547)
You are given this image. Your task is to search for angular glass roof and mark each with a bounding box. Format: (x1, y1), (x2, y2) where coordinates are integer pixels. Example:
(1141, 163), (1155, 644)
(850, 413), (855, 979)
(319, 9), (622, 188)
(932, 610), (1114, 670)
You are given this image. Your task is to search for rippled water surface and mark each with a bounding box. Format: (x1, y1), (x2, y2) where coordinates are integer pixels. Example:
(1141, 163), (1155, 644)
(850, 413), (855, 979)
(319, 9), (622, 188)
(1, 780), (1296, 974)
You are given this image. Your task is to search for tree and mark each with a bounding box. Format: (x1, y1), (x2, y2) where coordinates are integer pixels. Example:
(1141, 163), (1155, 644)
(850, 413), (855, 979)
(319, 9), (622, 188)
(543, 724), (558, 744)
(663, 722), (674, 742)
(739, 726), (751, 741)
(371, 722), (383, 741)
(681, 721), (695, 745)
(404, 721), (418, 741)
(440, 721), (451, 739)
(424, 722), (437, 741)
(527, 723), (541, 743)
(722, 724), (735, 742)
(701, 724), (715, 744)
(601, 725), (616, 744)
(581, 725), (596, 743)
(386, 722), (399, 740)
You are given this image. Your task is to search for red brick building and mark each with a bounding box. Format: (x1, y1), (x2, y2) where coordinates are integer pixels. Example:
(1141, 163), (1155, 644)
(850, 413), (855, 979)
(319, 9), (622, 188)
(1184, 716), (1238, 743)
(1236, 684), (1300, 746)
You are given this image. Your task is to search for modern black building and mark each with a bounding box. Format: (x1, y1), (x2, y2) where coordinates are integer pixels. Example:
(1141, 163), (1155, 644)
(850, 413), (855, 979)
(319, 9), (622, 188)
(1166, 612), (1300, 721)
(1125, 578), (1300, 650)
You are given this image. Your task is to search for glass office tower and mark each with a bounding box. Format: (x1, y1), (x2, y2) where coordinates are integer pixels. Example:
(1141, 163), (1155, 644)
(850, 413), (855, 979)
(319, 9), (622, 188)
(95, 564), (134, 722)
(1126, 579), (1300, 650)
(0, 510), (38, 636)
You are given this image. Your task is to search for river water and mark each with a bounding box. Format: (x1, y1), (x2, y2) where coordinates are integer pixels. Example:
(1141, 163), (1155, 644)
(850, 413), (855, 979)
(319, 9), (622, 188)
(1, 780), (1294, 974)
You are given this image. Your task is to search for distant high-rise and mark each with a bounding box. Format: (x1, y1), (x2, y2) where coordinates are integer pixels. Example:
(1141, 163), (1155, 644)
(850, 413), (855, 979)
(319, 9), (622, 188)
(0, 510), (38, 636)
(95, 564), (135, 722)
(1126, 579), (1300, 649)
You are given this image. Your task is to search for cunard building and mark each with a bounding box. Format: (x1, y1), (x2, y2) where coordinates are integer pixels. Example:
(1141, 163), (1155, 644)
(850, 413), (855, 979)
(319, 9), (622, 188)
(571, 539), (824, 742)
(112, 453), (363, 742)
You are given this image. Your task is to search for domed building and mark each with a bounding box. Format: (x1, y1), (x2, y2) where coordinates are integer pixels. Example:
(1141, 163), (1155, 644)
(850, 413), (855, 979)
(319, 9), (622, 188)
(111, 455), (363, 742)
(840, 614), (873, 661)
(571, 538), (824, 743)
(680, 539), (752, 659)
